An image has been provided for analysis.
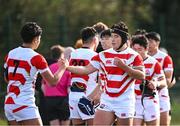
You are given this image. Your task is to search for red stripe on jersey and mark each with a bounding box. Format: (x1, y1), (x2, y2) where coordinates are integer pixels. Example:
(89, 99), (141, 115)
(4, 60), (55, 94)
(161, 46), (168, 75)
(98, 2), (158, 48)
(71, 74), (89, 81)
(106, 75), (129, 88)
(12, 105), (28, 113)
(156, 58), (163, 63)
(144, 64), (153, 68)
(104, 52), (133, 60)
(135, 79), (142, 84)
(105, 79), (134, 97)
(91, 55), (101, 62)
(31, 55), (48, 70)
(146, 76), (152, 81)
(8, 73), (26, 84)
(7, 59), (31, 73)
(9, 85), (20, 96)
(105, 67), (125, 75)
(5, 97), (15, 104)
(135, 89), (142, 95)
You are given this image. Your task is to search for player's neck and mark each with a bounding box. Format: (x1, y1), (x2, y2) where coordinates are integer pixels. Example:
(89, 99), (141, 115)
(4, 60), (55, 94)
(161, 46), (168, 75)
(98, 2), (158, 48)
(82, 43), (95, 51)
(22, 43), (34, 49)
(148, 49), (158, 56)
(142, 53), (148, 60)
(115, 44), (128, 52)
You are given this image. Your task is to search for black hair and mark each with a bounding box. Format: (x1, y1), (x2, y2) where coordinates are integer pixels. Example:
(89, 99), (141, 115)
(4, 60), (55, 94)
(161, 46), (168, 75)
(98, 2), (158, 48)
(131, 35), (148, 49)
(50, 45), (64, 60)
(20, 22), (42, 43)
(100, 29), (112, 38)
(80, 27), (97, 43)
(133, 29), (147, 36)
(146, 32), (161, 42)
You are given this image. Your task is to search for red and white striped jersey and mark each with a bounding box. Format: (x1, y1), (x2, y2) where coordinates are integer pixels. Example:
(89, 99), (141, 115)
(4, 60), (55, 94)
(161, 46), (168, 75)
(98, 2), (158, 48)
(69, 48), (98, 96)
(152, 50), (173, 100)
(135, 55), (165, 98)
(91, 47), (144, 98)
(4, 46), (49, 107)
(153, 50), (173, 72)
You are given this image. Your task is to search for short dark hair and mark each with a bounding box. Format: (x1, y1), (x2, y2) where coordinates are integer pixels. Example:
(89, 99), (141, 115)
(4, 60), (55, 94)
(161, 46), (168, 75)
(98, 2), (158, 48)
(131, 35), (148, 49)
(100, 29), (112, 38)
(81, 27), (97, 42)
(20, 22), (42, 43)
(146, 32), (161, 42)
(50, 45), (64, 60)
(133, 29), (147, 36)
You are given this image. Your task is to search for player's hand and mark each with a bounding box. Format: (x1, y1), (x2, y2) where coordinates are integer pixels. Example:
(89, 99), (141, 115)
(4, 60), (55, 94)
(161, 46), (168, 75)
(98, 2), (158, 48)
(147, 80), (156, 90)
(113, 57), (125, 68)
(58, 58), (69, 69)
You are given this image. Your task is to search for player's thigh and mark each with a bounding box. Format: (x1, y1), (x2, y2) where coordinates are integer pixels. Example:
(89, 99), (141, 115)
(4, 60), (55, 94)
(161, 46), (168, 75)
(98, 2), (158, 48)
(116, 117), (133, 126)
(133, 118), (144, 126)
(71, 118), (85, 125)
(146, 119), (159, 126)
(160, 111), (170, 126)
(19, 118), (43, 126)
(93, 109), (115, 125)
(8, 120), (19, 126)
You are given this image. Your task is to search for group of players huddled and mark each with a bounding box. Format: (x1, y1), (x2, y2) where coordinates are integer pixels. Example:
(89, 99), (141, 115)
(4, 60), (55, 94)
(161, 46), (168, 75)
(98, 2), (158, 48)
(3, 21), (175, 126)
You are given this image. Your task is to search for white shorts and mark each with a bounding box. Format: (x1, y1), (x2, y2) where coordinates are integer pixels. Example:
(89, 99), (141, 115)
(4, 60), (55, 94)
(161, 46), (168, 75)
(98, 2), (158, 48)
(159, 87), (171, 113)
(97, 93), (135, 119)
(69, 92), (94, 120)
(4, 104), (41, 122)
(159, 99), (171, 113)
(134, 98), (160, 122)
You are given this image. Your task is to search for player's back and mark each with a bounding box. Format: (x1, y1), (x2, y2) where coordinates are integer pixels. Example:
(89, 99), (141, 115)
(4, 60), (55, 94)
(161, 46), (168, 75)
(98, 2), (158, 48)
(4, 46), (48, 106)
(69, 48), (98, 97)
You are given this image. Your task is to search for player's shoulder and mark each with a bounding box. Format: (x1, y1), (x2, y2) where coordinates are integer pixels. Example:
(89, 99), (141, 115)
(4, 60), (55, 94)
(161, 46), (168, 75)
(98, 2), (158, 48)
(146, 55), (159, 63)
(72, 48), (97, 56)
(157, 50), (168, 57)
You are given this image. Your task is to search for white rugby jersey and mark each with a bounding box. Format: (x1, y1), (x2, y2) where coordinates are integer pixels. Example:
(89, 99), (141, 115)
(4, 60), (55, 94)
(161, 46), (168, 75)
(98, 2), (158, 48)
(135, 55), (165, 98)
(4, 46), (49, 107)
(152, 50), (173, 100)
(69, 48), (98, 96)
(91, 47), (144, 98)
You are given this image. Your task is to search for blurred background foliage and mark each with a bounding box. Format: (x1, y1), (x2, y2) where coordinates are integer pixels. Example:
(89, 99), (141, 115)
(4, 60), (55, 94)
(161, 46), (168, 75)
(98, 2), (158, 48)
(0, 0), (180, 123)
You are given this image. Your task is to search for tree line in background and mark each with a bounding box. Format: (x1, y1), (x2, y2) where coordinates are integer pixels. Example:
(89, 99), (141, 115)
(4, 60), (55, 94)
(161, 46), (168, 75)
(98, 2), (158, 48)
(0, 0), (180, 101)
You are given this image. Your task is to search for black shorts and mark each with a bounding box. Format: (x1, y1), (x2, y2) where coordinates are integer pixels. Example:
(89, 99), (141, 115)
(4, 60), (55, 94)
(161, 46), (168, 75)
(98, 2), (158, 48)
(45, 96), (70, 121)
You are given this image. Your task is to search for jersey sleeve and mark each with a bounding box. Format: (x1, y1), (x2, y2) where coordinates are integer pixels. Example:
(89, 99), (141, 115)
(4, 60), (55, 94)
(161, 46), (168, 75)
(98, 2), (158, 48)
(154, 61), (165, 81)
(90, 54), (101, 70)
(31, 54), (49, 73)
(163, 55), (173, 72)
(132, 55), (144, 69)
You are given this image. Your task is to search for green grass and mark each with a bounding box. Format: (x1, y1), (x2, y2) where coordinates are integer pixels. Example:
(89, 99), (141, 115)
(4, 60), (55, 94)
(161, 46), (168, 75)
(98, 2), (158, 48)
(171, 102), (180, 125)
(0, 119), (7, 126)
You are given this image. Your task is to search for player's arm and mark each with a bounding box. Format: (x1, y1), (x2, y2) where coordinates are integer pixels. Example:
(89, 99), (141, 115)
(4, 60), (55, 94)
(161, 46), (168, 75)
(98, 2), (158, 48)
(3, 67), (8, 83)
(164, 70), (174, 88)
(114, 57), (145, 80)
(41, 64), (66, 86)
(3, 55), (8, 83)
(67, 63), (97, 75)
(163, 56), (175, 88)
(32, 55), (66, 86)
